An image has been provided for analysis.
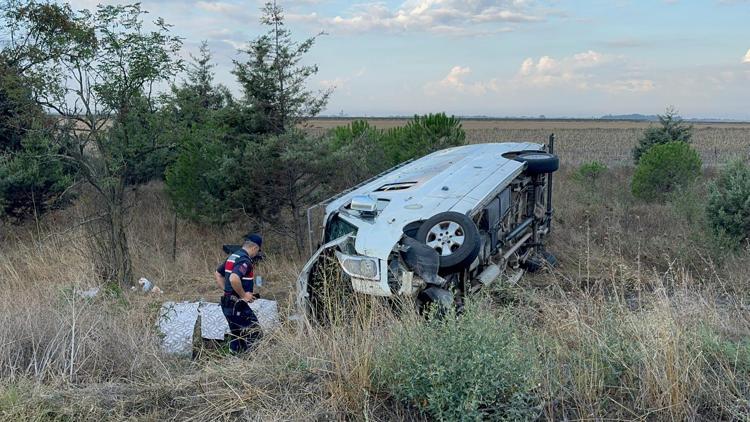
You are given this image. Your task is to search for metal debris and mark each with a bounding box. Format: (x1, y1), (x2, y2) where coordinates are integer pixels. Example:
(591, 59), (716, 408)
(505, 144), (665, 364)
(157, 299), (281, 355)
(158, 301), (200, 356)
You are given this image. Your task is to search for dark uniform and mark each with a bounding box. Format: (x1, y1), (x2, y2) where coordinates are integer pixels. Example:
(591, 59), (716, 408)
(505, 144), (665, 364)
(217, 248), (261, 352)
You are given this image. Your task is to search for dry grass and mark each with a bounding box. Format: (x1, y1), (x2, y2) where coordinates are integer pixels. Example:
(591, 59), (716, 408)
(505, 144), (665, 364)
(0, 232), (414, 420)
(1, 124), (749, 420)
(533, 275), (749, 420)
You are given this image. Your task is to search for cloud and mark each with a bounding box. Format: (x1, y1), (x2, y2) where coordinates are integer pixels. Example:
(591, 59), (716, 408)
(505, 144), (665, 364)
(573, 50), (607, 67)
(440, 66), (472, 88)
(286, 12), (322, 24)
(597, 79), (655, 93)
(220, 38), (249, 50)
(514, 51), (658, 93)
(473, 7), (542, 23)
(318, 0), (548, 34)
(426, 51), (656, 97)
(514, 50), (615, 88)
(424, 65), (498, 96)
(196, 1), (241, 14)
(743, 49), (750, 63)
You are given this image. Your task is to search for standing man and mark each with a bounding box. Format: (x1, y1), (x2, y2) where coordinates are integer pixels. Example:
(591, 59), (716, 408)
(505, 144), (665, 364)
(215, 233), (263, 353)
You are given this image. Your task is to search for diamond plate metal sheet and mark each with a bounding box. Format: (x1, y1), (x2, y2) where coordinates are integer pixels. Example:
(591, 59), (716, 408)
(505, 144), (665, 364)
(157, 301), (199, 356)
(248, 299), (280, 332)
(198, 302), (229, 340)
(158, 300), (281, 354)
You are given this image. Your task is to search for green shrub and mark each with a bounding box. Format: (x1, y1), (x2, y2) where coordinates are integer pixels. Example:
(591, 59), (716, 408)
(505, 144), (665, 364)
(330, 119), (380, 148)
(381, 113), (465, 165)
(632, 107), (693, 163)
(328, 131), (389, 191)
(669, 185), (705, 225)
(117, 96), (177, 185)
(706, 160), (750, 245)
(0, 63), (74, 220)
(573, 161), (607, 185)
(631, 142), (702, 201)
(699, 327), (750, 374)
(165, 134), (233, 224)
(373, 304), (539, 421)
(327, 120), (389, 185)
(0, 132), (73, 220)
(326, 114), (466, 184)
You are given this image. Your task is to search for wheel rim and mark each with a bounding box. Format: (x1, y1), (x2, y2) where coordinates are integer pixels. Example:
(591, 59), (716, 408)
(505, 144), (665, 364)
(425, 221), (465, 256)
(521, 153), (548, 160)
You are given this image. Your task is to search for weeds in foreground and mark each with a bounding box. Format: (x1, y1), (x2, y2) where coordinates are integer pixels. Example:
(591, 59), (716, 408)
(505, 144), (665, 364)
(1, 170), (749, 420)
(373, 302), (540, 421)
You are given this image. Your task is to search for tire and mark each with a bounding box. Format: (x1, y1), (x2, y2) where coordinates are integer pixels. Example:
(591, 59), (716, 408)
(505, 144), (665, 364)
(416, 211), (480, 273)
(514, 152), (559, 174)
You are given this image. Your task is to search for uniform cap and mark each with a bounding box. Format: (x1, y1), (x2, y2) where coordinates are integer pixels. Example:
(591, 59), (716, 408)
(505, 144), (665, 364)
(244, 233), (263, 248)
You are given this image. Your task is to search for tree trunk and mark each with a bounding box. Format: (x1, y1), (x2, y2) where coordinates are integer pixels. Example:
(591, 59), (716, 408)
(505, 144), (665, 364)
(113, 205), (133, 287)
(290, 203), (305, 258)
(286, 166), (306, 257)
(171, 209), (178, 262)
(106, 187), (133, 287)
(88, 180), (133, 288)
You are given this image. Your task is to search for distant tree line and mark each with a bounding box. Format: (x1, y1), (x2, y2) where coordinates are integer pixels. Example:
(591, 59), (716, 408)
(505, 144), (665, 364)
(0, 0), (466, 285)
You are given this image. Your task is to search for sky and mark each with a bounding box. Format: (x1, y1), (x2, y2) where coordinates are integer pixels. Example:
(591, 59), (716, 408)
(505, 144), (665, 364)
(68, 0), (750, 119)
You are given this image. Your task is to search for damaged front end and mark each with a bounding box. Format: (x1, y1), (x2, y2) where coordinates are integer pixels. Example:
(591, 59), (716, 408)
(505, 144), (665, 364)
(296, 234), (444, 315)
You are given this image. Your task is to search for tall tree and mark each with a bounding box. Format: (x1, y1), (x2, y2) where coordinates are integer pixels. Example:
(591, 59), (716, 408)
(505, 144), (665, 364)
(8, 1), (182, 285)
(164, 42), (233, 224)
(165, 2), (336, 254)
(167, 41), (229, 122)
(186, 41), (227, 110)
(233, 1), (330, 134)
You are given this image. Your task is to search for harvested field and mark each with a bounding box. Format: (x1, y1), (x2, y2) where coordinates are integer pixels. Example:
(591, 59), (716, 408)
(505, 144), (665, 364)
(308, 118), (750, 130)
(308, 118), (750, 166)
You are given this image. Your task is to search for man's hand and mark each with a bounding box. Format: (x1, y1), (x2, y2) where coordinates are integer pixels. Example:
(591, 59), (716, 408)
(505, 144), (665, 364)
(242, 292), (256, 302)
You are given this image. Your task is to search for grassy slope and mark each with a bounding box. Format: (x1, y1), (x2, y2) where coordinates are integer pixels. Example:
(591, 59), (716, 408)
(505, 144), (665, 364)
(0, 125), (748, 420)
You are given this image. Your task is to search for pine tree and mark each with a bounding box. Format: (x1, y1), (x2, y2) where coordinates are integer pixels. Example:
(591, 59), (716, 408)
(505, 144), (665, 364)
(233, 1), (330, 134)
(633, 107), (694, 163)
